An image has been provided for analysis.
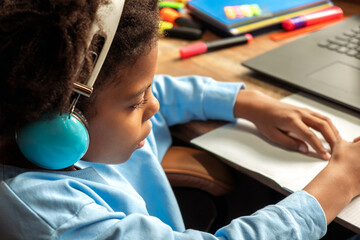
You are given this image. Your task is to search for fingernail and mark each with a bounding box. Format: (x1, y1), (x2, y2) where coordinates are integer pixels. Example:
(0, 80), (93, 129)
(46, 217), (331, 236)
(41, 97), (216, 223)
(298, 144), (308, 153)
(323, 152), (331, 160)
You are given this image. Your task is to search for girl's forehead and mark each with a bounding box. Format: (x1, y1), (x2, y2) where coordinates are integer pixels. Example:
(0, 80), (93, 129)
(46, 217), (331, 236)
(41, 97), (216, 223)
(94, 45), (158, 99)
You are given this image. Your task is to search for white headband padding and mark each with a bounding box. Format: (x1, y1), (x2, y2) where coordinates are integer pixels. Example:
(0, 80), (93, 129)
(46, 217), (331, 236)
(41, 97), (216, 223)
(86, 0), (125, 88)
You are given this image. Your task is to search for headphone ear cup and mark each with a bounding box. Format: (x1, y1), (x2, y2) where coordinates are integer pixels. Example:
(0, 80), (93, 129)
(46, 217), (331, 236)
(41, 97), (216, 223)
(73, 108), (89, 130)
(16, 112), (89, 170)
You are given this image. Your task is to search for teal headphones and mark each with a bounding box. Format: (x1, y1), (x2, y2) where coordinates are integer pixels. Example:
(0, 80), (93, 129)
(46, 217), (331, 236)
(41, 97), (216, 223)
(15, 0), (125, 170)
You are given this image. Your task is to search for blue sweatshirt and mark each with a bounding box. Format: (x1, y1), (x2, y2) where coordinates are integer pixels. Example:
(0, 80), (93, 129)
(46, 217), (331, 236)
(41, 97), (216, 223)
(0, 75), (327, 239)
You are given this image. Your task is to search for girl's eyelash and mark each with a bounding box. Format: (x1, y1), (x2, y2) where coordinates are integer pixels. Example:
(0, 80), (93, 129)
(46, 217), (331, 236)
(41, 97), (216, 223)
(131, 98), (148, 109)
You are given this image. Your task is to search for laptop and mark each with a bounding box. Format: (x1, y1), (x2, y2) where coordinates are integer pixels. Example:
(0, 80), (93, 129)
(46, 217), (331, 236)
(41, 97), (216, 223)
(242, 14), (360, 112)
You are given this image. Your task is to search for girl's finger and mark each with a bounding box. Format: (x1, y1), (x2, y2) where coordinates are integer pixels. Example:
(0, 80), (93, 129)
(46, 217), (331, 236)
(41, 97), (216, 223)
(310, 112), (340, 139)
(303, 114), (338, 151)
(284, 120), (330, 160)
(264, 128), (307, 153)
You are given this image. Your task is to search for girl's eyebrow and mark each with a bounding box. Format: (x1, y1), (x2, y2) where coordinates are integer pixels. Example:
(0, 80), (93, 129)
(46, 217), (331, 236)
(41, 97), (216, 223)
(130, 83), (152, 99)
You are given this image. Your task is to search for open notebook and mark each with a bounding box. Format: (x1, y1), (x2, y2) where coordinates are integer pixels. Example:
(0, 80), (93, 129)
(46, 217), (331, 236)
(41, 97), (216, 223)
(191, 93), (360, 231)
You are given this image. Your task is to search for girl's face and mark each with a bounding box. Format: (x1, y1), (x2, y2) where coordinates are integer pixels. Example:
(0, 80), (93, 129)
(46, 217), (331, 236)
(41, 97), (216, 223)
(82, 46), (160, 164)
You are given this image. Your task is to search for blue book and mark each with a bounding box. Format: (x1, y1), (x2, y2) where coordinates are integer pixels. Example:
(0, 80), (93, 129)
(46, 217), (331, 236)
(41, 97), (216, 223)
(187, 0), (332, 34)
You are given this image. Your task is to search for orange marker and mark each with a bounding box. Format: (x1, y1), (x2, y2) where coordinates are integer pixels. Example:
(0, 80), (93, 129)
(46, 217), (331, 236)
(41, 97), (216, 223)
(160, 7), (202, 29)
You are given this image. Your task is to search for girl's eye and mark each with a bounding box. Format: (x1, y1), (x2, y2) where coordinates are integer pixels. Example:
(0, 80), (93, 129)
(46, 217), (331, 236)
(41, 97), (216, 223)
(131, 97), (148, 109)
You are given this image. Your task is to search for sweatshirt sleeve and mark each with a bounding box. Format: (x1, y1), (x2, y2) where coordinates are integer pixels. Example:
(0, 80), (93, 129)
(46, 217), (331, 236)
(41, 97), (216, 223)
(51, 191), (326, 240)
(1, 173), (327, 239)
(152, 75), (245, 126)
(215, 190), (327, 239)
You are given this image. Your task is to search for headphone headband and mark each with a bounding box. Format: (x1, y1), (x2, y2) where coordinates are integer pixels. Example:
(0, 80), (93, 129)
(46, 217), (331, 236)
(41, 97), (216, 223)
(86, 0), (125, 89)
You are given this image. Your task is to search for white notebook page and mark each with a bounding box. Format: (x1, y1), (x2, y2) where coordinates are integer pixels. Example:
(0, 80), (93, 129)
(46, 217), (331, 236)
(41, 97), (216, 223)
(191, 93), (360, 229)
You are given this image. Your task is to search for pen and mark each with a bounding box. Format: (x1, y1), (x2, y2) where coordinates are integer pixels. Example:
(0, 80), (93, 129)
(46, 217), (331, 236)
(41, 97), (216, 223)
(179, 33), (253, 58)
(282, 6), (343, 31)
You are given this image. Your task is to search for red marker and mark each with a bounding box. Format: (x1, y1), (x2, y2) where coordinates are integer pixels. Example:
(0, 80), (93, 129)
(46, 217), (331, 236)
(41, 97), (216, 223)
(282, 6), (343, 31)
(180, 33), (253, 58)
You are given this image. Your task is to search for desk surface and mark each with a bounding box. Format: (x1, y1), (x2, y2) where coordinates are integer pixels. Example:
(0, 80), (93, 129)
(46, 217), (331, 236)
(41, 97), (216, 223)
(156, 0), (360, 143)
(156, 0), (360, 234)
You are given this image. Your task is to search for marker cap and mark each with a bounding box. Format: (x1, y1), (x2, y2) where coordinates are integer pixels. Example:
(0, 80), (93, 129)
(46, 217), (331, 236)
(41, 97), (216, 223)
(179, 42), (207, 58)
(282, 17), (306, 31)
(245, 33), (253, 43)
(159, 20), (173, 34)
(160, 7), (181, 23)
(282, 19), (295, 31)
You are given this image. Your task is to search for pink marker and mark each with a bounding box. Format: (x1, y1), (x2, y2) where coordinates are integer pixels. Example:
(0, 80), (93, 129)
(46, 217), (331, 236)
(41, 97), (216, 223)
(180, 33), (253, 58)
(282, 6), (343, 31)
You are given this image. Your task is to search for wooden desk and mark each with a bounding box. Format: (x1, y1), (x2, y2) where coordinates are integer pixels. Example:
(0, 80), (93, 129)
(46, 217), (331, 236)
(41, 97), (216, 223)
(156, 0), (360, 143)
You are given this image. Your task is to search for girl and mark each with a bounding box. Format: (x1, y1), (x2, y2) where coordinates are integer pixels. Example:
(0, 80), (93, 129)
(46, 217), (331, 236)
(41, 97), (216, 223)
(1, 0), (359, 239)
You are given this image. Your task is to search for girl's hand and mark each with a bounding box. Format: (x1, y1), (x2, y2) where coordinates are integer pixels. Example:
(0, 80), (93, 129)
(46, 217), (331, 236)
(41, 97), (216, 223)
(304, 138), (360, 223)
(328, 139), (360, 195)
(234, 90), (341, 160)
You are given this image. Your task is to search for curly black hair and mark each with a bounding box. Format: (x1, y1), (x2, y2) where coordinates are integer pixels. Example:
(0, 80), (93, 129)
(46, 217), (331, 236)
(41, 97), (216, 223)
(0, 0), (159, 138)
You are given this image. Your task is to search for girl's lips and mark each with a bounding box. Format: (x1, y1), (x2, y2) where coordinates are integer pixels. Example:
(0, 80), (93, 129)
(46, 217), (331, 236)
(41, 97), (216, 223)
(137, 139), (146, 149)
(137, 124), (151, 149)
